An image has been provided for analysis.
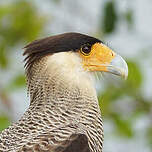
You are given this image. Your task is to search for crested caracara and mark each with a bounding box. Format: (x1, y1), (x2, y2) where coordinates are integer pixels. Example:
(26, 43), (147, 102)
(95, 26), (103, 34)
(0, 32), (128, 152)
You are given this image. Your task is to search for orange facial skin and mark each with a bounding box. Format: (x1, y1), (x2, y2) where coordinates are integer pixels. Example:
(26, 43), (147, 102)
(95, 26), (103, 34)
(79, 43), (116, 72)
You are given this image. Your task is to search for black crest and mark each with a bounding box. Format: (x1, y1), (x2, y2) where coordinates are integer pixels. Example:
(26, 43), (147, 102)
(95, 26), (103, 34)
(23, 32), (101, 70)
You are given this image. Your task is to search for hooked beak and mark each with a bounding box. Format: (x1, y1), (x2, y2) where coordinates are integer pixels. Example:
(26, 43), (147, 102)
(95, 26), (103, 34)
(107, 54), (128, 79)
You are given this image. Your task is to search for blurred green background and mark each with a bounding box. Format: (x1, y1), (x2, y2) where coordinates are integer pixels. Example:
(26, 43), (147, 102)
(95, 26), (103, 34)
(0, 0), (152, 152)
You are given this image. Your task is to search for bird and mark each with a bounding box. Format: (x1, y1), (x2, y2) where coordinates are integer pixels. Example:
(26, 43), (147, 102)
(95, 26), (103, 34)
(0, 32), (128, 152)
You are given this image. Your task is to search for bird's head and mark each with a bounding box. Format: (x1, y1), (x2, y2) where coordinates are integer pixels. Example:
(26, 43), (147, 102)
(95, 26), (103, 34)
(24, 32), (128, 84)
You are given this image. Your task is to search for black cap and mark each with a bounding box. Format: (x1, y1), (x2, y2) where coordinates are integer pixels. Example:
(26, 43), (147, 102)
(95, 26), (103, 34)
(23, 32), (101, 70)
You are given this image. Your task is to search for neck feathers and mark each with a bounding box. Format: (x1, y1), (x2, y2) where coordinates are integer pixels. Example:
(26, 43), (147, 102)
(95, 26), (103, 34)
(26, 52), (96, 105)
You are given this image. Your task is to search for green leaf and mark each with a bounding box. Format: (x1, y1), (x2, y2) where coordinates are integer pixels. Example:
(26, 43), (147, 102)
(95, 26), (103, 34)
(98, 85), (126, 116)
(0, 115), (10, 132)
(111, 113), (134, 138)
(102, 0), (118, 34)
(52, 0), (61, 3)
(147, 127), (152, 148)
(13, 74), (26, 87)
(126, 60), (142, 90)
(0, 44), (8, 68)
(0, 0), (47, 46)
(125, 9), (133, 29)
(7, 74), (26, 91)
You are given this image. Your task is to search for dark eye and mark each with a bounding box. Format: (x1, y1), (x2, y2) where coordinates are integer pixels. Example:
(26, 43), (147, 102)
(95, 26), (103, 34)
(81, 44), (91, 55)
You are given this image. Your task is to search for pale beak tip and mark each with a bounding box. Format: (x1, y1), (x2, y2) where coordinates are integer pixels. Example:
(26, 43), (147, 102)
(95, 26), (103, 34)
(108, 54), (128, 79)
(121, 68), (128, 80)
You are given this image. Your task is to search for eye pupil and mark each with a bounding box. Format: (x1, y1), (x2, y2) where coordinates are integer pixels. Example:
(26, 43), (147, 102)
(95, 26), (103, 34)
(83, 46), (89, 53)
(81, 44), (91, 55)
